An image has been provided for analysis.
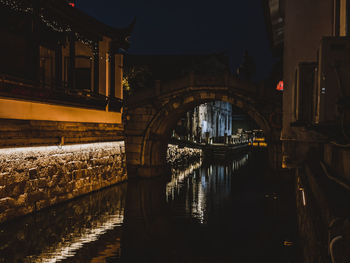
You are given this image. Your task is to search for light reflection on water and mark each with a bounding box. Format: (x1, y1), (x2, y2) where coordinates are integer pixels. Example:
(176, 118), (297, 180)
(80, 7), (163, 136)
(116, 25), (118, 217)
(166, 160), (203, 202)
(25, 213), (124, 263)
(0, 153), (252, 263)
(166, 154), (249, 224)
(0, 185), (126, 263)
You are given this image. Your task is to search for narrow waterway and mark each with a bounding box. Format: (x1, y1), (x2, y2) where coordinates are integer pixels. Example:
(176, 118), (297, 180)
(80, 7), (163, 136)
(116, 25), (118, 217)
(0, 150), (297, 263)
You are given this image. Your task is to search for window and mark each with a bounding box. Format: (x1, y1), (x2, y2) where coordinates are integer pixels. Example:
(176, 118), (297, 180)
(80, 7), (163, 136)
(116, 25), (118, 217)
(40, 46), (56, 88)
(75, 56), (92, 90)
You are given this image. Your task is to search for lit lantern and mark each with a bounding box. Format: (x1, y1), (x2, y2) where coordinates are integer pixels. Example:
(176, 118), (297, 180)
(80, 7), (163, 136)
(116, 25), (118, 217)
(276, 80), (284, 91)
(68, 1), (75, 7)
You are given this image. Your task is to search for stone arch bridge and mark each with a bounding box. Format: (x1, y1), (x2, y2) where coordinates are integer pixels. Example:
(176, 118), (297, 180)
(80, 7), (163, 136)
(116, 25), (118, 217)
(124, 73), (281, 177)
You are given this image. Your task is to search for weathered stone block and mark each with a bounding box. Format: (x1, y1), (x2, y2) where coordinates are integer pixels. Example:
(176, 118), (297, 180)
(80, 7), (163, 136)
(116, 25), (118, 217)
(11, 181), (26, 197)
(51, 174), (61, 186)
(27, 190), (46, 204)
(58, 177), (67, 187)
(14, 172), (28, 183)
(4, 172), (16, 185)
(72, 169), (82, 180)
(75, 179), (85, 189)
(37, 178), (48, 188)
(0, 197), (16, 211)
(28, 168), (38, 179)
(0, 186), (6, 199)
(50, 196), (58, 206)
(17, 206), (33, 216)
(36, 200), (49, 211)
(16, 193), (28, 207)
(24, 181), (34, 193)
(4, 208), (19, 220)
(30, 179), (39, 189)
(47, 165), (58, 177)
(81, 162), (88, 169)
(50, 186), (63, 196)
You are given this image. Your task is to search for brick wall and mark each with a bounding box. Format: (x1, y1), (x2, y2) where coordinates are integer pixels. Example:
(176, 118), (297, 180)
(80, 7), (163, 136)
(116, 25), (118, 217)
(0, 141), (127, 224)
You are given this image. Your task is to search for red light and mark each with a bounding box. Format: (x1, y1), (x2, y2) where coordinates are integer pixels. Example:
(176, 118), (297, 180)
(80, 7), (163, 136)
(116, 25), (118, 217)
(276, 80), (284, 91)
(69, 3), (75, 7)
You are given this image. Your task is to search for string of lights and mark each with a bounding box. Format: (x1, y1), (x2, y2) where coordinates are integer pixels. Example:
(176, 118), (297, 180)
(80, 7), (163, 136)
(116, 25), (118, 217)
(0, 0), (121, 62)
(40, 14), (72, 33)
(0, 0), (98, 49)
(0, 0), (32, 13)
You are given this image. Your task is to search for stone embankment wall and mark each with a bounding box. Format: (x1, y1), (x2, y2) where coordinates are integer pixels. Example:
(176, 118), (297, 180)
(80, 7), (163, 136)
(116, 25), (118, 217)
(0, 141), (127, 224)
(296, 161), (350, 263)
(167, 144), (202, 165)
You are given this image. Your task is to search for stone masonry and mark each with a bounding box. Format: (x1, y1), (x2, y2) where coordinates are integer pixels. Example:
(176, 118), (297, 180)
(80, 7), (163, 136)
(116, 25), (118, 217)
(166, 144), (202, 165)
(0, 141), (127, 224)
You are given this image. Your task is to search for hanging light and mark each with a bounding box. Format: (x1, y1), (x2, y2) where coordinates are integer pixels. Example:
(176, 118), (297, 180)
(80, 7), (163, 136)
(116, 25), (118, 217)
(67, 0), (75, 7)
(276, 80), (284, 91)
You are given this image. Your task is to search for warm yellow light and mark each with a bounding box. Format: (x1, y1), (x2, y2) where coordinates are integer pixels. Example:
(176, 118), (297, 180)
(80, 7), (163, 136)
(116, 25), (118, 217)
(0, 141), (125, 156)
(283, 241), (293, 247)
(255, 138), (265, 142)
(253, 142), (259, 147)
(299, 187), (306, 206)
(28, 213), (124, 263)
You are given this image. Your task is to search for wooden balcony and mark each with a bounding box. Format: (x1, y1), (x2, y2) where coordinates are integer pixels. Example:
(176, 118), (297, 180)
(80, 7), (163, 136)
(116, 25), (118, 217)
(0, 74), (123, 112)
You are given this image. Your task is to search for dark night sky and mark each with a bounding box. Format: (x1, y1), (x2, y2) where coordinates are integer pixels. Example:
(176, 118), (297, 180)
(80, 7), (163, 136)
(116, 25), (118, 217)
(77, 0), (275, 80)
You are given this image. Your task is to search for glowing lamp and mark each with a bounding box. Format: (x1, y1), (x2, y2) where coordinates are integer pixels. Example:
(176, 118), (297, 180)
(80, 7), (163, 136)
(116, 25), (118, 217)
(68, 1), (75, 7)
(276, 80), (284, 91)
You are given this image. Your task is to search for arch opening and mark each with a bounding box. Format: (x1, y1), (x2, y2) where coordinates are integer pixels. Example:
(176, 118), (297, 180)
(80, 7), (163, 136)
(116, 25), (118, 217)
(126, 90), (272, 177)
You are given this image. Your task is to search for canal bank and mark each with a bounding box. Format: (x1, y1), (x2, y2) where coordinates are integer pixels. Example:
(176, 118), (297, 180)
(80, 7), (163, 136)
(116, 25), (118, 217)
(0, 150), (298, 263)
(0, 141), (202, 225)
(0, 141), (127, 224)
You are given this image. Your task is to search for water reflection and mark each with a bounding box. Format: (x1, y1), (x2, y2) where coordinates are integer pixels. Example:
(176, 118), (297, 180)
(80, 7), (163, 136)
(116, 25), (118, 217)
(166, 160), (202, 202)
(166, 154), (249, 224)
(26, 213), (124, 263)
(0, 152), (255, 263)
(0, 184), (126, 263)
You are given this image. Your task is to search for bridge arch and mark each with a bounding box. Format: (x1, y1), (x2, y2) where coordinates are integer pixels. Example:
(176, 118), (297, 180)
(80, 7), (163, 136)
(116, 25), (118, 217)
(125, 86), (273, 178)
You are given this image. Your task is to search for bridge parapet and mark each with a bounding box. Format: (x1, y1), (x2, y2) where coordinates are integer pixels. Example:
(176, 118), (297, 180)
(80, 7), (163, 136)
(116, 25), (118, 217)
(127, 73), (258, 107)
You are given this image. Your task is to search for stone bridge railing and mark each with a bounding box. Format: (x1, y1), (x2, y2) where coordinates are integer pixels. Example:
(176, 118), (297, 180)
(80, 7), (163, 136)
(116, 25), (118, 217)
(127, 73), (259, 106)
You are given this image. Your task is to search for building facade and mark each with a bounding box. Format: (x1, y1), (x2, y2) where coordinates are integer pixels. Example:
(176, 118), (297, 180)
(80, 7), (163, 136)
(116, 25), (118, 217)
(264, 0), (350, 262)
(175, 102), (261, 144)
(0, 0), (133, 223)
(196, 101), (232, 142)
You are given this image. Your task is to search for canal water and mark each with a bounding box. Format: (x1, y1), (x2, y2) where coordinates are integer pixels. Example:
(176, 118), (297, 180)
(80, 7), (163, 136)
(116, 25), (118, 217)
(0, 150), (297, 263)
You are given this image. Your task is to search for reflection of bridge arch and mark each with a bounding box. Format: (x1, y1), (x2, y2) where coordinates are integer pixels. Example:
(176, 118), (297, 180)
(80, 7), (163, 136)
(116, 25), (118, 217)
(125, 74), (280, 177)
